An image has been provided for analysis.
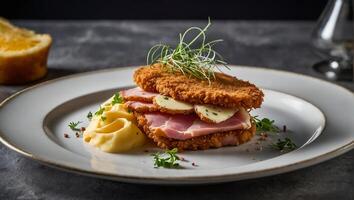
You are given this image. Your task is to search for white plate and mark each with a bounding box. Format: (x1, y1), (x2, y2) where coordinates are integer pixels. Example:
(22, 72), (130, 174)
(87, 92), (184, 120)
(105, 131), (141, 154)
(0, 66), (353, 184)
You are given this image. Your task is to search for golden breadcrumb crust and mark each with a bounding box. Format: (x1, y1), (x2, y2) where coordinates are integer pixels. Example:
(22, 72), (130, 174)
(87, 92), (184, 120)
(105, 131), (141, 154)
(133, 64), (264, 109)
(135, 112), (256, 151)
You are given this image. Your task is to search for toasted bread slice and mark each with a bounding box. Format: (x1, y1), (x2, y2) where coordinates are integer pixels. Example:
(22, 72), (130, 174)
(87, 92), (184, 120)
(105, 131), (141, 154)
(135, 112), (256, 151)
(134, 64), (263, 109)
(0, 18), (52, 84)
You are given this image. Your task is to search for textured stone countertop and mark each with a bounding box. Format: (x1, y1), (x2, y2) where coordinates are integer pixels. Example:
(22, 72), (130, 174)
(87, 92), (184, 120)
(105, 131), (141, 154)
(0, 20), (353, 200)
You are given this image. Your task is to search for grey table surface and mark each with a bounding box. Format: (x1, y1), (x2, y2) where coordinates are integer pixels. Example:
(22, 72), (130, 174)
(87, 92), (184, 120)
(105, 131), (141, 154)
(0, 20), (353, 200)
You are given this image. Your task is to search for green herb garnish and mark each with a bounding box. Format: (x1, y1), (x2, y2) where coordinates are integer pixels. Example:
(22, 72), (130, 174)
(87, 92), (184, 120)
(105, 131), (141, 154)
(252, 116), (280, 132)
(101, 116), (107, 121)
(95, 106), (105, 116)
(112, 93), (123, 105)
(147, 18), (229, 83)
(87, 111), (93, 120)
(152, 148), (180, 168)
(68, 121), (82, 131)
(272, 137), (297, 152)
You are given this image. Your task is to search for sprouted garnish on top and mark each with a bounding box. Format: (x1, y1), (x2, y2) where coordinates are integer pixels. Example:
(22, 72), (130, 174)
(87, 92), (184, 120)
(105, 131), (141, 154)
(147, 18), (229, 83)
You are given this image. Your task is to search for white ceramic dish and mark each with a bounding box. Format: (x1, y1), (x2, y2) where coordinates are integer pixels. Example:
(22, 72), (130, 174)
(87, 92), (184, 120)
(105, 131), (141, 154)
(0, 66), (353, 184)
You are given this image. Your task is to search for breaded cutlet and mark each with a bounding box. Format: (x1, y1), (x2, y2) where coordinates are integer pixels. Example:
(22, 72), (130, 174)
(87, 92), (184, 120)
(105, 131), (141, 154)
(134, 64), (264, 109)
(134, 112), (256, 151)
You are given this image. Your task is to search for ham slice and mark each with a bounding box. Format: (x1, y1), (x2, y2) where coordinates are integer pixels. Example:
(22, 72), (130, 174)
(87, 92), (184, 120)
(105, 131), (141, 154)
(144, 108), (251, 140)
(120, 87), (157, 102)
(122, 88), (252, 139)
(125, 101), (158, 112)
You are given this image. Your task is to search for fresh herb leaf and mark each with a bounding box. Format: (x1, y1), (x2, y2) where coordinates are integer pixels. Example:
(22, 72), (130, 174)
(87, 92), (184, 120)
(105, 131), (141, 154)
(252, 116), (280, 132)
(112, 93), (123, 105)
(152, 148), (180, 168)
(95, 106), (105, 116)
(101, 116), (107, 121)
(68, 121), (82, 131)
(87, 111), (93, 120)
(147, 18), (229, 83)
(272, 137), (297, 152)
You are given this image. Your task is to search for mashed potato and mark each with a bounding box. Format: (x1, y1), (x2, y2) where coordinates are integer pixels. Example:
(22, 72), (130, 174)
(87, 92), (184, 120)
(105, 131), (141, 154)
(83, 95), (146, 153)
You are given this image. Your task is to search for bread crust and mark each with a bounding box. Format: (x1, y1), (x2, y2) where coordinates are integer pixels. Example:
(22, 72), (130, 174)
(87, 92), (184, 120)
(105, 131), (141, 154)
(135, 112), (256, 151)
(133, 64), (264, 109)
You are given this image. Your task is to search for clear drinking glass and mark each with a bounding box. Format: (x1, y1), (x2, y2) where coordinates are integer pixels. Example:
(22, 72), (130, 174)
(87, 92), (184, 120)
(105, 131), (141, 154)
(311, 0), (353, 81)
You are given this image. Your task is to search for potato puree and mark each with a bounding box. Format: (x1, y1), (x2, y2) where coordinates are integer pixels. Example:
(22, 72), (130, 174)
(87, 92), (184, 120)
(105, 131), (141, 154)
(83, 96), (146, 153)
